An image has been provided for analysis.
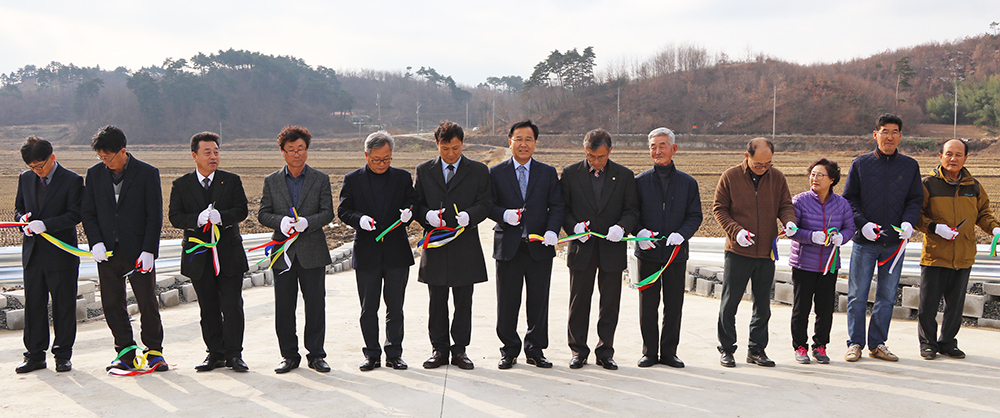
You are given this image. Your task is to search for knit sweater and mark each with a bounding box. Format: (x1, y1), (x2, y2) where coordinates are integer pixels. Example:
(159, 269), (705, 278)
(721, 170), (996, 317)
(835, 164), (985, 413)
(788, 190), (856, 273)
(841, 148), (923, 245)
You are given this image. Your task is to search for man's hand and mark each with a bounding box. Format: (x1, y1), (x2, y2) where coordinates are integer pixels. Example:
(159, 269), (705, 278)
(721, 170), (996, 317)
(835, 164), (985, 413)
(18, 213), (31, 236)
(197, 208), (211, 227)
(503, 209), (521, 226)
(27, 220), (46, 235)
(208, 209), (222, 225)
(785, 221), (798, 237)
(736, 229), (755, 247)
(399, 208), (412, 223)
(456, 211), (470, 227)
(606, 225), (625, 242)
(637, 229), (657, 250)
(136, 251), (154, 274)
(91, 242), (108, 263)
(899, 222), (914, 240)
(573, 221), (590, 243)
(291, 217), (309, 233)
(542, 231), (558, 247)
(831, 232), (844, 246)
(934, 223), (959, 241)
(425, 209), (444, 228)
(993, 227), (1000, 237)
(811, 230), (827, 245)
(279, 216), (295, 236)
(359, 215), (376, 231)
(665, 232), (684, 246)
(861, 222), (880, 241)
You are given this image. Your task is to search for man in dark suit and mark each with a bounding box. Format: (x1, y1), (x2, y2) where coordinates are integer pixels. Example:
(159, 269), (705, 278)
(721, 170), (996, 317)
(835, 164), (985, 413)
(14, 137), (84, 373)
(633, 128), (702, 368)
(168, 132), (250, 372)
(414, 121), (492, 370)
(338, 131), (416, 371)
(560, 128), (639, 370)
(258, 125), (334, 374)
(81, 125), (166, 372)
(488, 120), (564, 370)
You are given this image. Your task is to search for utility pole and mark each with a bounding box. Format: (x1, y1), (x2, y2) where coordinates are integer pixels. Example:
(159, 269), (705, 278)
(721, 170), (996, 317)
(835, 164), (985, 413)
(953, 77), (958, 138)
(491, 98), (495, 136)
(772, 85), (777, 140)
(416, 102), (421, 133)
(616, 87), (621, 135)
(466, 102), (469, 129)
(376, 93), (381, 127)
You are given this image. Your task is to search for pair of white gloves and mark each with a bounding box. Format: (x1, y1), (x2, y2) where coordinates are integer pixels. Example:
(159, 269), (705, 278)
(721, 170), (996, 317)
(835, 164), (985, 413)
(735, 221), (799, 248)
(279, 216), (309, 236)
(18, 213), (46, 236)
(930, 223), (1000, 242)
(636, 229), (684, 250)
(358, 208), (414, 232)
(571, 221), (636, 245)
(89, 243), (154, 274)
(860, 221), (914, 242)
(425, 208), (469, 228)
(502, 208), (558, 246)
(196, 206), (222, 227)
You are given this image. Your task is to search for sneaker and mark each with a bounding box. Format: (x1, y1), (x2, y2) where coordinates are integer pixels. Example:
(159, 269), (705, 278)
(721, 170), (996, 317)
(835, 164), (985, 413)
(845, 344), (862, 362)
(812, 345), (830, 364)
(794, 346), (810, 364)
(869, 344), (898, 361)
(920, 347), (937, 360)
(940, 346), (966, 359)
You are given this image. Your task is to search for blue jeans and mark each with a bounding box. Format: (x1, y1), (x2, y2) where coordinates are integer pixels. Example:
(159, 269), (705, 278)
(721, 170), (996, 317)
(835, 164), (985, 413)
(846, 240), (902, 349)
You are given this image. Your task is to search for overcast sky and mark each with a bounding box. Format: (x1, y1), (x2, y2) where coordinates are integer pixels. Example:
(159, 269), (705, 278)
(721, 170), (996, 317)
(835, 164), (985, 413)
(2, 0), (996, 86)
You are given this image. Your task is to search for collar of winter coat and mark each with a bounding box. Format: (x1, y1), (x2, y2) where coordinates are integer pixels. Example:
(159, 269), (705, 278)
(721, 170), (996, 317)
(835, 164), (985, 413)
(930, 164), (974, 186)
(874, 147), (899, 161)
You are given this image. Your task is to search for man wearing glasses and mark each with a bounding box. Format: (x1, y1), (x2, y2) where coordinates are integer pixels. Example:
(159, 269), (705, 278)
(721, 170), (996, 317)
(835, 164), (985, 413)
(842, 114), (922, 362)
(337, 131), (416, 371)
(81, 126), (166, 372)
(713, 137), (796, 368)
(14, 137), (85, 373)
(259, 125), (334, 374)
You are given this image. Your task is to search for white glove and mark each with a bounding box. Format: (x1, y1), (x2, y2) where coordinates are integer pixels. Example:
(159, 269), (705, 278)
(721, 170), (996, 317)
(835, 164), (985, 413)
(27, 220), (46, 235)
(861, 222), (880, 241)
(831, 232), (844, 246)
(137, 251), (154, 274)
(291, 217), (309, 233)
(785, 221), (798, 237)
(665, 232), (685, 246)
(19, 213), (31, 236)
(503, 209), (521, 226)
(574, 221), (590, 243)
(425, 209), (444, 228)
(637, 229), (657, 250)
(934, 223), (959, 241)
(197, 208), (211, 227)
(91, 242), (108, 263)
(811, 230), (827, 245)
(543, 230), (558, 246)
(208, 209), (222, 225)
(456, 211), (470, 227)
(359, 215), (376, 231)
(399, 208), (412, 223)
(993, 227), (1000, 236)
(606, 225), (625, 242)
(736, 229), (755, 247)
(279, 216), (294, 236)
(899, 222), (914, 240)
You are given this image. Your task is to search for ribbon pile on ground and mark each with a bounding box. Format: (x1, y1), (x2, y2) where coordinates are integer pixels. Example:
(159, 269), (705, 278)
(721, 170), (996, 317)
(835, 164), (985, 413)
(0, 222), (113, 258)
(628, 245), (682, 291)
(106, 345), (170, 376)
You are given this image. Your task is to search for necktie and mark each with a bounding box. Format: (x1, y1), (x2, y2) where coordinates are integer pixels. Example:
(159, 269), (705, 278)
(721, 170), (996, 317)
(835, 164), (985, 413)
(517, 165), (527, 200)
(202, 177), (211, 189)
(445, 164), (455, 185)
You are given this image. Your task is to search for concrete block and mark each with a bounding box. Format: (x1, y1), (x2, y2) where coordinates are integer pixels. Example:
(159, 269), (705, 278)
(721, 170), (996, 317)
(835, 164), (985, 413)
(251, 273), (265, 287)
(180, 284), (197, 302)
(773, 271), (792, 284)
(901, 286), (921, 309)
(125, 289), (134, 301)
(160, 289), (180, 307)
(3, 290), (26, 305)
(175, 275), (192, 283)
(76, 299), (88, 321)
(936, 312), (944, 323)
(6, 309), (25, 330)
(963, 294), (985, 318)
(898, 275), (920, 287)
(713, 283), (724, 299)
(984, 283), (1000, 296)
(697, 267), (723, 279)
(0, 296), (6, 309)
(341, 260), (352, 271)
(127, 304), (139, 315)
(838, 295), (848, 312)
(695, 279), (714, 297)
(685, 274), (696, 292)
(77, 281), (97, 296)
(773, 282), (794, 305)
(836, 279), (849, 294)
(892, 306), (912, 319)
(263, 269), (274, 285)
(155, 275), (176, 288)
(687, 264), (701, 275)
(978, 318), (1000, 329)
(333, 263), (343, 273)
(242, 278), (252, 290)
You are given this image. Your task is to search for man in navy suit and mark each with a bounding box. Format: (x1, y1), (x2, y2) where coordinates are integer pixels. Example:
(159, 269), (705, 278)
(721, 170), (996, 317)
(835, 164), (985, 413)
(14, 137), (85, 373)
(338, 131), (416, 371)
(81, 125), (166, 372)
(488, 120), (564, 369)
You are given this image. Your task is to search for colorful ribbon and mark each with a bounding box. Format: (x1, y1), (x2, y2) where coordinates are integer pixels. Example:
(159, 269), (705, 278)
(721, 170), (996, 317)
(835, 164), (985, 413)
(821, 226), (840, 275)
(1, 221), (114, 258)
(375, 206), (414, 242)
(991, 233), (999, 258)
(629, 245), (681, 290)
(249, 209), (301, 273)
(187, 223), (221, 275)
(107, 345), (169, 376)
(878, 239), (906, 275)
(418, 226), (465, 249)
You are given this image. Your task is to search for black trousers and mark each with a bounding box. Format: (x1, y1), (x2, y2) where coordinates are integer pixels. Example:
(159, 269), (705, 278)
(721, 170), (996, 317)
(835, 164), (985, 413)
(22, 265), (78, 361)
(918, 266), (971, 352)
(496, 242), (552, 358)
(790, 267), (837, 349)
(98, 252), (162, 355)
(191, 259), (245, 358)
(273, 258), (326, 360)
(638, 258), (686, 359)
(717, 251), (774, 354)
(427, 284), (474, 356)
(356, 266), (409, 359)
(568, 245), (622, 360)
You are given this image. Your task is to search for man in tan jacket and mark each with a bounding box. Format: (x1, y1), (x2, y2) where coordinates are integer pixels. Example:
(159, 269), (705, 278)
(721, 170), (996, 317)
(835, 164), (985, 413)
(713, 138), (796, 368)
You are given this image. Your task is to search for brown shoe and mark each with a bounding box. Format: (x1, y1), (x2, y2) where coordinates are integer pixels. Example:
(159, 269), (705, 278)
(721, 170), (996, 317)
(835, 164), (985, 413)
(451, 353), (475, 370)
(869, 344), (898, 361)
(845, 344), (862, 362)
(422, 351), (447, 369)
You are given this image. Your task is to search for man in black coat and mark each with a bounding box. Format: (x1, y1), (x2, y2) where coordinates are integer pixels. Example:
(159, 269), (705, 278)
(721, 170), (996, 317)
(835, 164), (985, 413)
(338, 131), (416, 371)
(633, 128), (702, 368)
(168, 132), (250, 372)
(14, 137), (84, 373)
(414, 121), (492, 370)
(81, 125), (166, 372)
(560, 128), (639, 370)
(488, 120), (564, 370)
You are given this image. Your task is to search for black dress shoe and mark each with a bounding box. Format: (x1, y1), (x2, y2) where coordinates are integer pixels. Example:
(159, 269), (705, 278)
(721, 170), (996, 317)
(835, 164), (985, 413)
(274, 357), (300, 374)
(596, 357), (618, 370)
(360, 357), (381, 371)
(308, 358), (331, 372)
(569, 356), (587, 369)
(229, 357), (249, 372)
(423, 351), (447, 369)
(747, 351), (776, 367)
(195, 355), (227, 372)
(386, 358), (408, 370)
(16, 357), (46, 374)
(451, 353), (475, 370)
(55, 358), (72, 372)
(637, 356), (658, 368)
(526, 355), (553, 368)
(720, 352), (736, 368)
(659, 355), (685, 368)
(498, 356), (516, 369)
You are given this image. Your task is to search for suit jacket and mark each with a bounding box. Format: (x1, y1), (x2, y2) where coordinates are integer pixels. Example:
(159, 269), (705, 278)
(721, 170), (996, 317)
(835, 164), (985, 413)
(258, 164), (334, 270)
(15, 163), (85, 269)
(560, 159), (639, 272)
(81, 154), (162, 262)
(488, 157), (564, 261)
(414, 156), (492, 286)
(337, 165), (416, 270)
(168, 169), (250, 280)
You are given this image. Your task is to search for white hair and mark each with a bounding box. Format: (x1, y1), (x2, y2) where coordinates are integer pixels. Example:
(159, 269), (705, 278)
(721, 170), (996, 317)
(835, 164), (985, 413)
(647, 127), (675, 144)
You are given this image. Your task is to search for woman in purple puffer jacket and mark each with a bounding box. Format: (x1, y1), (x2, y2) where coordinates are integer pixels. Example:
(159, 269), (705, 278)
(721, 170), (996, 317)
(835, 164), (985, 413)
(788, 158), (855, 364)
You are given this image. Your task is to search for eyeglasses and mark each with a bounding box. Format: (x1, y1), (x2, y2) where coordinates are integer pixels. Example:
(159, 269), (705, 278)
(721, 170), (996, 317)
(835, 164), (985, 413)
(96, 149), (123, 162)
(27, 160), (47, 171)
(511, 137), (535, 143)
(808, 172), (828, 179)
(282, 148), (307, 156)
(369, 156), (392, 165)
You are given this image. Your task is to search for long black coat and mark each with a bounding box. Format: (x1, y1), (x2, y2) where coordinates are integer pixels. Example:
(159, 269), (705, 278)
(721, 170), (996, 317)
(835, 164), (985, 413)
(15, 163), (85, 269)
(337, 165), (416, 271)
(560, 159), (639, 272)
(81, 154), (163, 262)
(168, 169), (250, 280)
